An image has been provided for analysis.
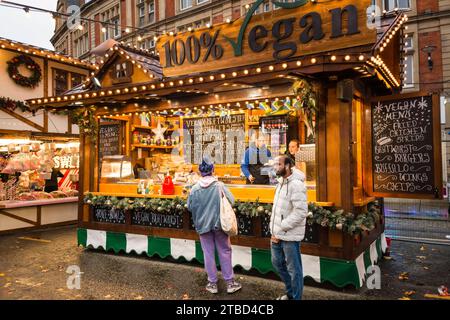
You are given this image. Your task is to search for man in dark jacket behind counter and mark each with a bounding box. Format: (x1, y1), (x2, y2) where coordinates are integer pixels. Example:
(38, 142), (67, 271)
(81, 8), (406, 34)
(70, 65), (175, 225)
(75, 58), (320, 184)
(241, 132), (272, 185)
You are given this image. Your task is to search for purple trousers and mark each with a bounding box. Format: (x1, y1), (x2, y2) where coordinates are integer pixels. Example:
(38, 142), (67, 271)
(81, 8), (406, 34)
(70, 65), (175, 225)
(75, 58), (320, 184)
(199, 229), (234, 284)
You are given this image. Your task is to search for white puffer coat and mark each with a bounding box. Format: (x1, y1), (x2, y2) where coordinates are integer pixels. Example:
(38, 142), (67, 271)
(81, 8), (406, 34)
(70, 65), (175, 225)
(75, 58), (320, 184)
(270, 169), (308, 242)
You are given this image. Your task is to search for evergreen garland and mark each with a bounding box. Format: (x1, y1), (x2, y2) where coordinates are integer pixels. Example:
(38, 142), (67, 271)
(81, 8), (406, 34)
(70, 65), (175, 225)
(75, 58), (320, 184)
(84, 193), (381, 235)
(72, 106), (98, 140)
(0, 97), (32, 113)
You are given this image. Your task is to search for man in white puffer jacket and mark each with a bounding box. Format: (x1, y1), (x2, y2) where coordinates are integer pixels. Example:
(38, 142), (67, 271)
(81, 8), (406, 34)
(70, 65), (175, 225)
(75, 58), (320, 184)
(270, 155), (308, 300)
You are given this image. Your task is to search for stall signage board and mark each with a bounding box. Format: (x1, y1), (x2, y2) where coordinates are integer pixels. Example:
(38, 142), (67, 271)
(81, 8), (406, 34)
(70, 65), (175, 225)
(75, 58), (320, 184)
(156, 0), (375, 77)
(183, 113), (246, 164)
(371, 94), (442, 199)
(99, 123), (121, 159)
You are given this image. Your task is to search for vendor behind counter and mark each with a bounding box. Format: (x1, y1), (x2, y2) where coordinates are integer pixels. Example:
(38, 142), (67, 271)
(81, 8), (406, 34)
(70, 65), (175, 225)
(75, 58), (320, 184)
(241, 132), (272, 185)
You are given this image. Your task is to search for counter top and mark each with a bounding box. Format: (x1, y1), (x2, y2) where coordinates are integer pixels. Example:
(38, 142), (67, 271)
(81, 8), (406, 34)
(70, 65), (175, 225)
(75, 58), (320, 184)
(0, 197), (79, 209)
(86, 192), (334, 207)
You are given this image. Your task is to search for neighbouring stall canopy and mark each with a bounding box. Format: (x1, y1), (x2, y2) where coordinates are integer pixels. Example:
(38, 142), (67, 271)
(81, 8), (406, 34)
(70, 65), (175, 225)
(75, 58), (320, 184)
(0, 37), (95, 69)
(27, 3), (407, 111)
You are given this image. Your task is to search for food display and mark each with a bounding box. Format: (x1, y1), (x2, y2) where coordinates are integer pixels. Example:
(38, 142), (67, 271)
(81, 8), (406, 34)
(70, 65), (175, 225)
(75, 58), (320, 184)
(0, 139), (80, 202)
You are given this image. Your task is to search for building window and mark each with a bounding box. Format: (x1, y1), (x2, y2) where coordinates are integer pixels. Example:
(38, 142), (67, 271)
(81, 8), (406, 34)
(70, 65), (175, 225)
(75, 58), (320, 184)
(112, 17), (120, 38)
(139, 5), (145, 26)
(403, 35), (414, 88)
(263, 2), (271, 12)
(53, 70), (85, 95)
(148, 0), (155, 24)
(197, 0), (208, 4)
(384, 0), (410, 12)
(71, 73), (84, 88)
(180, 0), (192, 11)
(54, 69), (68, 96)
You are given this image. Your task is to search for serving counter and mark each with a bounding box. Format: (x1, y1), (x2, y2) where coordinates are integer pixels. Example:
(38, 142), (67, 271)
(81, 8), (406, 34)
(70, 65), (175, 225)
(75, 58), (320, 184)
(0, 197), (78, 234)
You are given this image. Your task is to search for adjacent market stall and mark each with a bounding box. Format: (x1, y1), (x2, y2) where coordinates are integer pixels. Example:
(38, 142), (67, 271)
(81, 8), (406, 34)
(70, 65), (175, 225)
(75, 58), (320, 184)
(0, 135), (79, 233)
(28, 0), (441, 288)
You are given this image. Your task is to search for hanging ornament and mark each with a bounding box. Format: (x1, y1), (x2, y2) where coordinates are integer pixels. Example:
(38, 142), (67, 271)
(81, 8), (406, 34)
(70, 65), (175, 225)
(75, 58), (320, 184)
(247, 103), (255, 110)
(271, 100), (282, 111)
(259, 102), (271, 114)
(284, 97), (292, 109)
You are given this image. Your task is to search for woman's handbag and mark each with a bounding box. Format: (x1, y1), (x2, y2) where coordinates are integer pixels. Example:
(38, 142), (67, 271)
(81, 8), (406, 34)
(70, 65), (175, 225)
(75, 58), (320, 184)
(218, 184), (238, 236)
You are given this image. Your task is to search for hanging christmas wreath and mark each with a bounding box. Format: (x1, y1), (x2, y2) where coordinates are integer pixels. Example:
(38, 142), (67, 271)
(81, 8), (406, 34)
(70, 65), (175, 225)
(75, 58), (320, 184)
(7, 55), (42, 88)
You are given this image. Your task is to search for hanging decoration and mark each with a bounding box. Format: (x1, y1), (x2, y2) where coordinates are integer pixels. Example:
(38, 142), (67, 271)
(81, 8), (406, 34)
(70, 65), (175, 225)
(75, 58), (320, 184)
(292, 78), (318, 137)
(7, 55), (42, 88)
(0, 97), (32, 113)
(72, 106), (98, 140)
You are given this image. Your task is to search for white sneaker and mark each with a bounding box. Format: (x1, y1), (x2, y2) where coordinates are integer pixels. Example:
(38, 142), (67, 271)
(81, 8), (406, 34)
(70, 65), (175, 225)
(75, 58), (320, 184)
(206, 282), (218, 294)
(276, 294), (291, 300)
(226, 281), (242, 294)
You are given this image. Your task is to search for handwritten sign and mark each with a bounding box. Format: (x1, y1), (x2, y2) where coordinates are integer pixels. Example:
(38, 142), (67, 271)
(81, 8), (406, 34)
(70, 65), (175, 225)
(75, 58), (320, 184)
(183, 114), (246, 164)
(99, 123), (121, 159)
(372, 95), (439, 197)
(132, 210), (184, 229)
(93, 206), (126, 224)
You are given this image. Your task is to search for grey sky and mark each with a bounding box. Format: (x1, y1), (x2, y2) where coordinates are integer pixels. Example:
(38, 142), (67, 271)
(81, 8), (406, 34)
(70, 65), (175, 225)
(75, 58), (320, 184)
(0, 0), (58, 50)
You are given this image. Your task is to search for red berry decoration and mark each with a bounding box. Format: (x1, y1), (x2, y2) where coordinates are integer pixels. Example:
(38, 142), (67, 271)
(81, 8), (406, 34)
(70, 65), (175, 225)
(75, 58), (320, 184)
(7, 55), (42, 88)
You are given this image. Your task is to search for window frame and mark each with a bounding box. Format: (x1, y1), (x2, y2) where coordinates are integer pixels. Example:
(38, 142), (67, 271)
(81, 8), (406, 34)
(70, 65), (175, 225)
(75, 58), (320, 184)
(180, 0), (193, 11)
(148, 0), (155, 24)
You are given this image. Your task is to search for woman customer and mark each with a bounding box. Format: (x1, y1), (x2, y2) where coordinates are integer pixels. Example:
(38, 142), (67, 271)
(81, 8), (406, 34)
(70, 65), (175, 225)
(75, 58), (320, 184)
(187, 157), (242, 294)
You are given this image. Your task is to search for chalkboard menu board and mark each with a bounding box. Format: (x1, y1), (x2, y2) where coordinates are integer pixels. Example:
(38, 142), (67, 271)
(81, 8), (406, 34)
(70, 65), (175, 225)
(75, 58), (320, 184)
(183, 114), (246, 164)
(372, 95), (439, 197)
(99, 123), (121, 159)
(132, 210), (183, 229)
(93, 206), (126, 224)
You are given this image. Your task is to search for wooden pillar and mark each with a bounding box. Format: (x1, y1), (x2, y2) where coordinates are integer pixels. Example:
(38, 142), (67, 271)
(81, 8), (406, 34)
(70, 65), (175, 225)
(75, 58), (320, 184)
(43, 58), (49, 132)
(323, 84), (354, 211)
(316, 81), (328, 201)
(79, 133), (96, 224)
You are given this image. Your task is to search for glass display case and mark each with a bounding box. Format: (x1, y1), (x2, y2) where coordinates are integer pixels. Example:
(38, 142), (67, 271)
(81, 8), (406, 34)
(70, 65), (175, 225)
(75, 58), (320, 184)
(100, 156), (134, 182)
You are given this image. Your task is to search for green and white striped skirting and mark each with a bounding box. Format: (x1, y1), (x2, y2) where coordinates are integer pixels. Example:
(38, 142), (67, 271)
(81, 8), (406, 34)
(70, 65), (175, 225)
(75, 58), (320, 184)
(78, 228), (387, 288)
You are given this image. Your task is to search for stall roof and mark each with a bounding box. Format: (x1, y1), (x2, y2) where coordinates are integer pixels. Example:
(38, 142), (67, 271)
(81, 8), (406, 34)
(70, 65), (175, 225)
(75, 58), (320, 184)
(27, 12), (407, 110)
(0, 37), (96, 70)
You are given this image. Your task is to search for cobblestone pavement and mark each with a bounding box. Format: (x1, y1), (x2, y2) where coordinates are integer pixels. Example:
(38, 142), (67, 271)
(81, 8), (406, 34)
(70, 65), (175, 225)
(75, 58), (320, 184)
(0, 226), (448, 300)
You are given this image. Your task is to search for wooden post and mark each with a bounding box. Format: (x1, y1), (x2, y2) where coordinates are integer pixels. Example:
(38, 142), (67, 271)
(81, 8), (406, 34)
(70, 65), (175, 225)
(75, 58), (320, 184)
(316, 81), (328, 201)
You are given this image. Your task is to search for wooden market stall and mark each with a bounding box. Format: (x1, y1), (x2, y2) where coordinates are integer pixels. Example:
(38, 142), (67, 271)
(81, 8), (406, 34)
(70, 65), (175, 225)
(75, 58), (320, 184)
(0, 38), (92, 234)
(28, 0), (441, 288)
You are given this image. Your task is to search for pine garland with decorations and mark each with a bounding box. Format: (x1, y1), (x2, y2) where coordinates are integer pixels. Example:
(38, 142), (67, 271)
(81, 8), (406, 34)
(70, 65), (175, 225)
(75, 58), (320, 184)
(84, 193), (381, 235)
(291, 78), (318, 137)
(7, 55), (42, 88)
(84, 194), (187, 216)
(0, 97), (32, 113)
(72, 106), (98, 139)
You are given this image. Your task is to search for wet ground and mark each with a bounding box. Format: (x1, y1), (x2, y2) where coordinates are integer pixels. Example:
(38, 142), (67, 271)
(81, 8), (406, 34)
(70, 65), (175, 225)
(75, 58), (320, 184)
(0, 226), (449, 300)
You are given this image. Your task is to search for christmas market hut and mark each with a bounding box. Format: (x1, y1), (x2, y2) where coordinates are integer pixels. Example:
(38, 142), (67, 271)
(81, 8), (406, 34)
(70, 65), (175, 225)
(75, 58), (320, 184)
(0, 37), (93, 234)
(28, 0), (442, 288)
